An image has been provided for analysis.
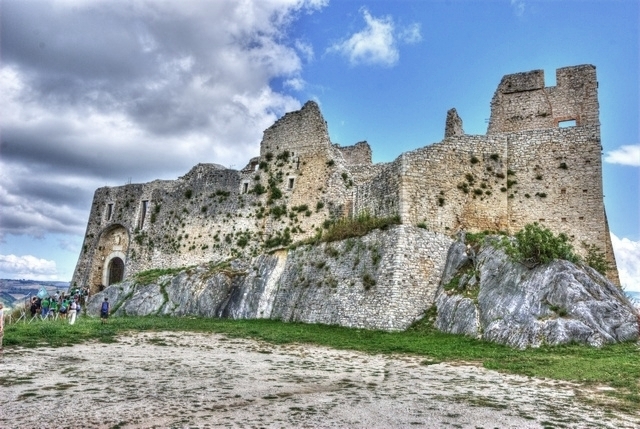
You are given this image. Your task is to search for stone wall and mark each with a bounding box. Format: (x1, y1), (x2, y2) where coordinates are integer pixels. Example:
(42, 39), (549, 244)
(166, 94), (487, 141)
(89, 225), (453, 331)
(488, 65), (598, 134)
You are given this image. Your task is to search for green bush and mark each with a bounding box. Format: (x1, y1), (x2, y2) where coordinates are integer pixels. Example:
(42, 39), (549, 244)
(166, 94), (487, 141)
(503, 223), (578, 267)
(582, 242), (611, 275)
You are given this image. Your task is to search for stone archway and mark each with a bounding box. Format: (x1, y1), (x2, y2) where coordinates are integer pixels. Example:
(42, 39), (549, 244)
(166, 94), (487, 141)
(101, 250), (127, 287)
(107, 256), (125, 285)
(89, 225), (130, 294)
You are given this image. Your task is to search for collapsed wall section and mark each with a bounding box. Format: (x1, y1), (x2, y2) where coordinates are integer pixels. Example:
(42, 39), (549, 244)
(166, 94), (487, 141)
(488, 64), (598, 134)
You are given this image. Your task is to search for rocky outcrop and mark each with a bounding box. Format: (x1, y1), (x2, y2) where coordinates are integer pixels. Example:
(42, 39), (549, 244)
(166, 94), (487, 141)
(435, 238), (639, 348)
(87, 226), (453, 331)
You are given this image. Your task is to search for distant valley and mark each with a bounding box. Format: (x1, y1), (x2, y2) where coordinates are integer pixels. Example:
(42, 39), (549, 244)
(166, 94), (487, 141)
(0, 279), (70, 309)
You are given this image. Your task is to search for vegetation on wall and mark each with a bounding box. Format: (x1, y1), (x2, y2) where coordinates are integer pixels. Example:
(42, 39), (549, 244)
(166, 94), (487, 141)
(501, 223), (578, 267)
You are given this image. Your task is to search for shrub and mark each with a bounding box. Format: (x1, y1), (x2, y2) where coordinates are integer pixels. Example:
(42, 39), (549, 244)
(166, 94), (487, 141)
(489, 153), (500, 161)
(535, 174), (543, 180)
(582, 242), (611, 275)
(502, 223), (578, 267)
(251, 183), (266, 195)
(559, 162), (568, 170)
(535, 192), (547, 198)
(438, 197), (445, 206)
(269, 205), (287, 219)
(326, 160), (335, 167)
(276, 151), (290, 162)
(184, 189), (193, 199)
(316, 201), (325, 212)
(470, 156), (479, 164)
(362, 273), (376, 290)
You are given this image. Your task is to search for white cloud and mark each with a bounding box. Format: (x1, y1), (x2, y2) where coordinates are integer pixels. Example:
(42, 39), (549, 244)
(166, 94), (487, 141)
(328, 8), (422, 67)
(604, 145), (640, 167)
(511, 0), (525, 17)
(611, 233), (640, 292)
(295, 40), (315, 62)
(398, 23), (422, 44)
(0, 254), (59, 281)
(0, 0), (327, 241)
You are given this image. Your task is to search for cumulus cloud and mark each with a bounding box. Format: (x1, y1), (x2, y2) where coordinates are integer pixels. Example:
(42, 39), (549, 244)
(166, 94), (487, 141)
(604, 145), (640, 167)
(328, 8), (421, 67)
(0, 0), (327, 242)
(611, 233), (640, 292)
(0, 254), (59, 281)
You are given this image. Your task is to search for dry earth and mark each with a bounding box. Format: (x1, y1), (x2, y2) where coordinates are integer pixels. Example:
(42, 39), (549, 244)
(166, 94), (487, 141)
(1, 331), (638, 429)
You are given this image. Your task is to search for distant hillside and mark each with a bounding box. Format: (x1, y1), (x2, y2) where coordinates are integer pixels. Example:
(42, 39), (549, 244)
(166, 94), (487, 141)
(0, 279), (70, 309)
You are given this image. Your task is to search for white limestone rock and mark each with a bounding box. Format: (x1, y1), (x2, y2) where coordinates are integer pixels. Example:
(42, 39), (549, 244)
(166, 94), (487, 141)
(435, 238), (639, 348)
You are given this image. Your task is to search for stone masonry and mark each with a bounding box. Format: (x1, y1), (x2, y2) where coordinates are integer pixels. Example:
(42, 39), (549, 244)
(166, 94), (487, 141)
(71, 64), (619, 295)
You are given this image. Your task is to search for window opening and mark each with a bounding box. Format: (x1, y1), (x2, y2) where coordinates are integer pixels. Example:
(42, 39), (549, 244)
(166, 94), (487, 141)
(560, 188), (566, 194)
(242, 183), (249, 194)
(561, 217), (567, 222)
(107, 203), (114, 221)
(139, 200), (149, 229)
(288, 178), (295, 189)
(558, 119), (576, 128)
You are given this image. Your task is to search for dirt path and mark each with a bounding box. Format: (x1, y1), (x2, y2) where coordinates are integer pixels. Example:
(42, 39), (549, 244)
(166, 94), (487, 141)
(1, 331), (638, 428)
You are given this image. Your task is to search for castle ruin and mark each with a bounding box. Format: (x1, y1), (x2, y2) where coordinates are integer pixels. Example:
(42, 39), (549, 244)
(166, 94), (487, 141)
(71, 64), (619, 295)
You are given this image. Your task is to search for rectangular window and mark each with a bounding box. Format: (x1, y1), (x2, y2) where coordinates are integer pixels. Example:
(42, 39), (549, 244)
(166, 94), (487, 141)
(558, 119), (576, 128)
(288, 178), (295, 189)
(106, 203), (114, 221)
(560, 188), (566, 194)
(139, 200), (148, 229)
(242, 183), (249, 194)
(561, 217), (567, 222)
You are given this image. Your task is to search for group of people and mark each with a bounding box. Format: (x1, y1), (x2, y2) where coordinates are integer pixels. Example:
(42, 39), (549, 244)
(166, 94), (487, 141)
(30, 290), (85, 325)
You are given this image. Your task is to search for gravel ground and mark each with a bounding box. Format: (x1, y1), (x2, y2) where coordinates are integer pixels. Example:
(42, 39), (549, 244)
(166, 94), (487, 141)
(1, 331), (638, 429)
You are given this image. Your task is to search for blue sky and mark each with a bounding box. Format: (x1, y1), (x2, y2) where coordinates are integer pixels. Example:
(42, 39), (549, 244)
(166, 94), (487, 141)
(1, 0), (638, 290)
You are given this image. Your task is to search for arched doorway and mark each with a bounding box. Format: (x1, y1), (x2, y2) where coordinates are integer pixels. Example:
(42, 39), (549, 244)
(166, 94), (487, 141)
(89, 225), (129, 294)
(108, 257), (125, 285)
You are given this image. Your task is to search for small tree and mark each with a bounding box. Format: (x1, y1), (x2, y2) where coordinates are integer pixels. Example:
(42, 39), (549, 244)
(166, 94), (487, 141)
(503, 223), (578, 267)
(582, 242), (611, 275)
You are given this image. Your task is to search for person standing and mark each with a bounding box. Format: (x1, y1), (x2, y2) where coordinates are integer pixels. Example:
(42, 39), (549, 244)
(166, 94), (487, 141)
(100, 297), (110, 324)
(41, 296), (50, 318)
(68, 300), (77, 325)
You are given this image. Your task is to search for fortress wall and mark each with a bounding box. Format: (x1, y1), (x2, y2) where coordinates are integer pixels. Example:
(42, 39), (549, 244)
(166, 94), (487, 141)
(269, 225), (453, 330)
(260, 101), (331, 160)
(399, 135), (509, 233)
(488, 64), (598, 134)
(505, 124), (618, 283)
(72, 166), (267, 292)
(352, 158), (403, 219)
(335, 141), (372, 165)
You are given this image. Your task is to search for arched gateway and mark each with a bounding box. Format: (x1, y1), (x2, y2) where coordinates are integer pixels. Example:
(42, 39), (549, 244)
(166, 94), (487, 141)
(88, 225), (130, 294)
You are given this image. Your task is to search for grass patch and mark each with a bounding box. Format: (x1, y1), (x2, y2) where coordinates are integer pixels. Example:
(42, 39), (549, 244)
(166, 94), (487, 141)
(135, 267), (188, 285)
(4, 315), (639, 411)
(307, 212), (400, 244)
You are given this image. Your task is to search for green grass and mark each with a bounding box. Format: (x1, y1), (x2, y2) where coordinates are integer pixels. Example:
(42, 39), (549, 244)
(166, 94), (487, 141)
(4, 315), (639, 411)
